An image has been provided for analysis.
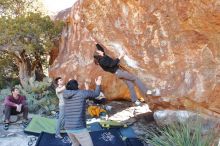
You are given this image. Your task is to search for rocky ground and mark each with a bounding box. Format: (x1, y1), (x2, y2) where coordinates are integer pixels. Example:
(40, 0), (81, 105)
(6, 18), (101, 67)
(0, 100), (156, 146)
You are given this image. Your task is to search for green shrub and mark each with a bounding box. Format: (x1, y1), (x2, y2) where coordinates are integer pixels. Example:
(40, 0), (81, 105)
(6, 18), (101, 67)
(144, 121), (219, 146)
(0, 77), (20, 89)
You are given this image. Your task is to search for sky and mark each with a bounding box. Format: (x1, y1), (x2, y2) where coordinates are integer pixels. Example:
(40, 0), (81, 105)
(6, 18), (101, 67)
(42, 0), (77, 13)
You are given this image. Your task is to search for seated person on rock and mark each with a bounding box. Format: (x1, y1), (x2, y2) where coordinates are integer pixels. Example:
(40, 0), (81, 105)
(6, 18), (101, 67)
(3, 87), (29, 130)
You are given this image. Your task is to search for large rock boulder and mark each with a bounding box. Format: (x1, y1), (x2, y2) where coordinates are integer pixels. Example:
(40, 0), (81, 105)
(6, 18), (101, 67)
(49, 0), (220, 118)
(154, 110), (220, 134)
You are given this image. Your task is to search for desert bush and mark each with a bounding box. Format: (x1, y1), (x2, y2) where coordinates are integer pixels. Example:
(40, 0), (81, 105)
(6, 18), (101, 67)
(144, 120), (219, 146)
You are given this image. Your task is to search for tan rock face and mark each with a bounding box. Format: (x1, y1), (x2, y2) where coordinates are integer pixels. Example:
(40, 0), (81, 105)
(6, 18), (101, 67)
(49, 0), (220, 117)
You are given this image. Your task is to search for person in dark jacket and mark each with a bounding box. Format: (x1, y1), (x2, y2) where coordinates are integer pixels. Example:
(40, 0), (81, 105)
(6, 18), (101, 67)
(93, 39), (160, 106)
(63, 76), (102, 146)
(3, 87), (28, 130)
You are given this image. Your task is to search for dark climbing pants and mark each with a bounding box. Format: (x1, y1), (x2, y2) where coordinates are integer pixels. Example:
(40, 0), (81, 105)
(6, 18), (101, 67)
(4, 105), (28, 121)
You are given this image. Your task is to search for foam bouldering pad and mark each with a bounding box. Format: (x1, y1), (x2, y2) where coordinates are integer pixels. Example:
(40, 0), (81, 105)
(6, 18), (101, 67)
(36, 129), (127, 146)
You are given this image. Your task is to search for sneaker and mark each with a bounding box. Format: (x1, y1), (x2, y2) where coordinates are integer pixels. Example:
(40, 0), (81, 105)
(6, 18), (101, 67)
(4, 123), (9, 130)
(146, 90), (152, 95)
(146, 88), (161, 96)
(152, 88), (161, 96)
(22, 120), (29, 128)
(134, 100), (141, 106)
(55, 134), (63, 139)
(139, 98), (145, 102)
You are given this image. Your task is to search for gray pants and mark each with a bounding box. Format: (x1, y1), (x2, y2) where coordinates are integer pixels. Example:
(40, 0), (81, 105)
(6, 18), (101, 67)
(55, 105), (64, 135)
(115, 69), (148, 102)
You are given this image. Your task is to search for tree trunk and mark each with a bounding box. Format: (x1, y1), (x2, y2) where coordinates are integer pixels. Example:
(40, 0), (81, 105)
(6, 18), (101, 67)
(18, 61), (31, 89)
(32, 57), (45, 81)
(15, 51), (45, 89)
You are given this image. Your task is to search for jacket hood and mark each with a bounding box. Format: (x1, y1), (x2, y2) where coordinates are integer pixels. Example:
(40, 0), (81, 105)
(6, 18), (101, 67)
(63, 90), (79, 99)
